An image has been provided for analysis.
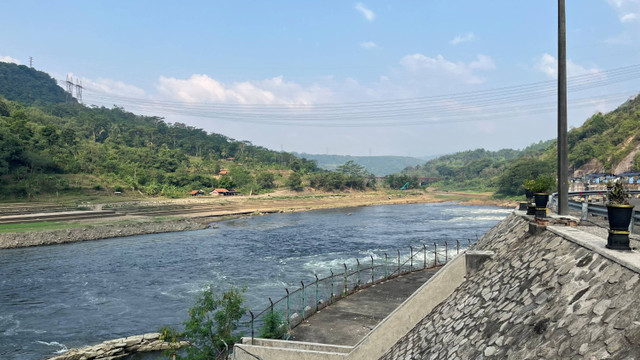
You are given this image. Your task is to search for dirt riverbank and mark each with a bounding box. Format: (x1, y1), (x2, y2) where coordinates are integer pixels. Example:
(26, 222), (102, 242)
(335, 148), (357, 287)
(0, 190), (515, 249)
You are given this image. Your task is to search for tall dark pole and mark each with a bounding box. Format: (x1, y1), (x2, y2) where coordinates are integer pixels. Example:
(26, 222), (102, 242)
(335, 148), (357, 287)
(558, 0), (568, 215)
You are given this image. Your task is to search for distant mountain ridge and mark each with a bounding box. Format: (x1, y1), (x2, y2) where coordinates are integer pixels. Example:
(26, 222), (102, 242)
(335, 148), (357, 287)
(294, 153), (435, 176)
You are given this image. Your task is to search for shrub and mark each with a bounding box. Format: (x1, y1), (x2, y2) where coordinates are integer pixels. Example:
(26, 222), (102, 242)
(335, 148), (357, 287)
(160, 285), (248, 360)
(259, 310), (289, 339)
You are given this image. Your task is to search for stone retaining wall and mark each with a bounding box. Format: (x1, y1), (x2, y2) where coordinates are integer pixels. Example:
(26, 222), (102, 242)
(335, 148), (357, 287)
(381, 213), (640, 359)
(48, 333), (187, 360)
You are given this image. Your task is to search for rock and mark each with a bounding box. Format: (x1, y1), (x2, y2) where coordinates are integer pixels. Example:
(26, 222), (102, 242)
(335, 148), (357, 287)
(484, 346), (497, 356)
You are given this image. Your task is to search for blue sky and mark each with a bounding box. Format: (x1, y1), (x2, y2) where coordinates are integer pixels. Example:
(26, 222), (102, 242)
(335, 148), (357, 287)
(2, 1), (640, 156)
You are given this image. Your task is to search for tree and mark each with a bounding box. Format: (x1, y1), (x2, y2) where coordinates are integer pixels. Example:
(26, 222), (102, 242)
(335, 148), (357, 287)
(286, 172), (303, 191)
(256, 172), (275, 189)
(495, 157), (553, 197)
(161, 286), (247, 360)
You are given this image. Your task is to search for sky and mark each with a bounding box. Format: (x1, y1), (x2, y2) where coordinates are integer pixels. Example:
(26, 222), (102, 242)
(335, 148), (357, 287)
(2, 0), (640, 157)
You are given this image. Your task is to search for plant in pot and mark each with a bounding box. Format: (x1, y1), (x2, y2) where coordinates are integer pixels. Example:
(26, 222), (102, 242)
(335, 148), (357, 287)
(523, 179), (536, 213)
(606, 180), (634, 250)
(531, 175), (555, 218)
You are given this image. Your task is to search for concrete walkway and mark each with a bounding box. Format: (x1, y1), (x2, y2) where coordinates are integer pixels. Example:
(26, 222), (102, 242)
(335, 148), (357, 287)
(289, 268), (440, 346)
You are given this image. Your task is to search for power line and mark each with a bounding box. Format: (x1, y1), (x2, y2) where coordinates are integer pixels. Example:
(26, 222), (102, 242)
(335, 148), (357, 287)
(79, 63), (640, 127)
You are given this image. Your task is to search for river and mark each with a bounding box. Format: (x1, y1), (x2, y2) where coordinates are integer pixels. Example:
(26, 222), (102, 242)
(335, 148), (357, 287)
(0, 202), (511, 359)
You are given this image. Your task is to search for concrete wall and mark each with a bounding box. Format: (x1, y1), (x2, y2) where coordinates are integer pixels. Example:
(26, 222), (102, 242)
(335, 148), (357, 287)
(381, 213), (640, 359)
(347, 253), (467, 360)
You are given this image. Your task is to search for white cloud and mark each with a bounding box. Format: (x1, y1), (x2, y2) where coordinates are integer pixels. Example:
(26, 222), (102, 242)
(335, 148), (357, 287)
(469, 54), (496, 70)
(534, 53), (602, 78)
(156, 74), (332, 105)
(355, 3), (375, 21)
(399, 53), (496, 84)
(606, 0), (640, 22)
(360, 41), (378, 49)
(450, 32), (475, 45)
(607, 0), (640, 9)
(0, 55), (20, 64)
(81, 76), (147, 98)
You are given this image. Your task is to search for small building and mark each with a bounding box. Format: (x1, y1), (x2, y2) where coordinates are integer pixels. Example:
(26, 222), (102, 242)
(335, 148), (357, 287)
(218, 170), (229, 175)
(211, 188), (237, 196)
(190, 190), (204, 196)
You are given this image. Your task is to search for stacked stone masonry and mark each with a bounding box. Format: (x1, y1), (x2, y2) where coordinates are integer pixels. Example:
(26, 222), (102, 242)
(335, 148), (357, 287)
(381, 213), (640, 359)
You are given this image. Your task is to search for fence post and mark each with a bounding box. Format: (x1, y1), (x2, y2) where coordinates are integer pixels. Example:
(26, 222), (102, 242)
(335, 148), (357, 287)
(410, 246), (413, 272)
(343, 263), (348, 295)
(249, 310), (255, 345)
(301, 281), (306, 320)
(370, 255), (375, 283)
(445, 242), (448, 263)
(315, 274), (319, 312)
(384, 253), (388, 279)
(456, 240), (460, 255)
(285, 288), (290, 327)
(269, 298), (274, 319)
(330, 269), (334, 304)
(356, 259), (361, 288)
(434, 242), (438, 265)
(397, 249), (401, 274)
(581, 202), (588, 221)
(423, 244), (427, 269)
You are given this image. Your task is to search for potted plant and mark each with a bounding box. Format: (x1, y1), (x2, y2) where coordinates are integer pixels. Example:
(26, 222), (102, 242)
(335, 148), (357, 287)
(522, 179), (535, 212)
(606, 180), (634, 250)
(532, 175), (556, 218)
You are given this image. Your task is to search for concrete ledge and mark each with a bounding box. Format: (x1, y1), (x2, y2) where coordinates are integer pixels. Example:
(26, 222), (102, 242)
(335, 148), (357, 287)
(234, 343), (347, 360)
(548, 225), (640, 274)
(465, 250), (495, 275)
(240, 338), (351, 353)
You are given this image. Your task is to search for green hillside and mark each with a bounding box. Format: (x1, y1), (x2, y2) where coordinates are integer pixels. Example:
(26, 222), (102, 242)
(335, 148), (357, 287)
(400, 92), (640, 197)
(294, 153), (430, 176)
(0, 62), (68, 104)
(0, 66), (318, 199)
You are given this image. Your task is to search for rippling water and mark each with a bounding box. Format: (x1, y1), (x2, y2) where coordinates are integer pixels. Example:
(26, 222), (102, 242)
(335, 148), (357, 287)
(0, 203), (511, 359)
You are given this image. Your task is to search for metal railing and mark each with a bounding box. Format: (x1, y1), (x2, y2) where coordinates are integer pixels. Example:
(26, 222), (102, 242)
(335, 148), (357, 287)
(568, 200), (640, 232)
(245, 238), (478, 344)
(547, 190), (640, 232)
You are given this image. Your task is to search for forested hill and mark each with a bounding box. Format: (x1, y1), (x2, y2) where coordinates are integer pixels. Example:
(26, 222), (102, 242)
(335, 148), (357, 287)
(400, 92), (640, 197)
(293, 153), (428, 176)
(0, 62), (68, 104)
(0, 65), (317, 199)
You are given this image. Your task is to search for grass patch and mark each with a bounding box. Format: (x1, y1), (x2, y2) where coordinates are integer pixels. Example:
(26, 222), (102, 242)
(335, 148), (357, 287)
(0, 221), (88, 233)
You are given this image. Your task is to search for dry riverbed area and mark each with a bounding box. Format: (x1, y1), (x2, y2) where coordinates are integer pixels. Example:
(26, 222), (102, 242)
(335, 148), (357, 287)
(0, 189), (515, 249)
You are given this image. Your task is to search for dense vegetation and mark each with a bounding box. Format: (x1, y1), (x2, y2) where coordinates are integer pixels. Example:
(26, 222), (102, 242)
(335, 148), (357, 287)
(0, 62), (68, 104)
(0, 65), (322, 199)
(399, 93), (640, 197)
(401, 142), (553, 195)
(565, 95), (640, 171)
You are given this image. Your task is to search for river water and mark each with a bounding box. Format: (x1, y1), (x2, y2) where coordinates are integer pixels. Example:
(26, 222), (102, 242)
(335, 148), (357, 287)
(0, 203), (510, 359)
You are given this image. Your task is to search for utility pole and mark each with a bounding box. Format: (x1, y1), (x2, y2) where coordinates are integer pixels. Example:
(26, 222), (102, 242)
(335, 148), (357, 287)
(558, 0), (569, 215)
(29, 57), (33, 68)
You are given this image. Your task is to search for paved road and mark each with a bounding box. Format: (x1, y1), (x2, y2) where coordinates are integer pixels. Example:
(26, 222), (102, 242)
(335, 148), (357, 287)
(289, 268), (439, 346)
